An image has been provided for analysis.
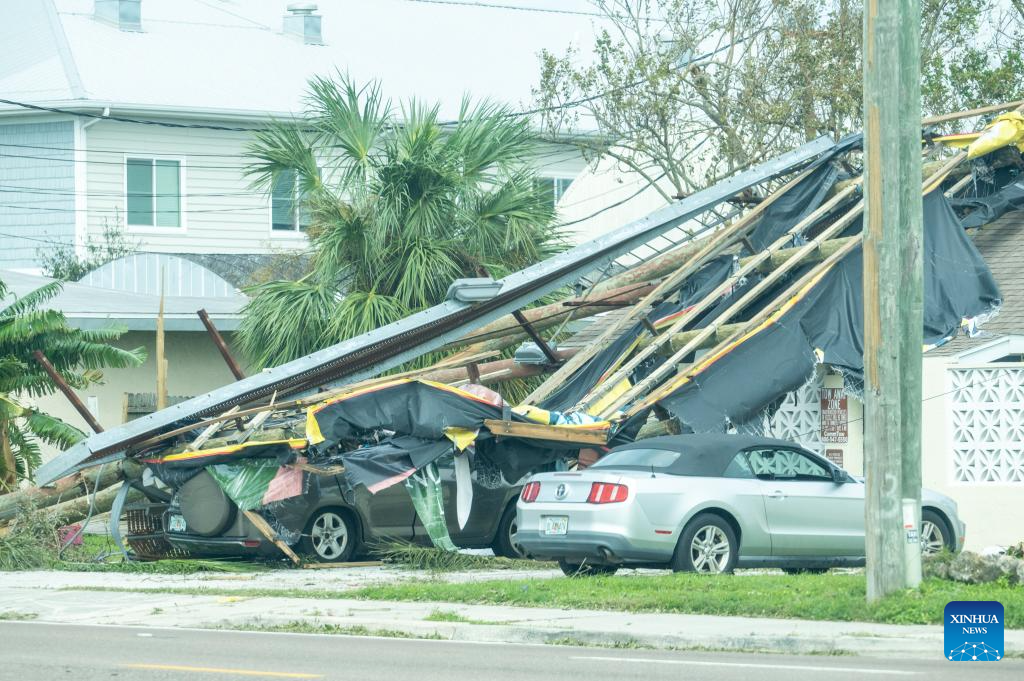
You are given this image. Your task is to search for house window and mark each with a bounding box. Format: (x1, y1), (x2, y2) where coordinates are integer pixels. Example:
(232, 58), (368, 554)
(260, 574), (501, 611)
(272, 169), (311, 231)
(127, 158), (181, 227)
(536, 176), (575, 206)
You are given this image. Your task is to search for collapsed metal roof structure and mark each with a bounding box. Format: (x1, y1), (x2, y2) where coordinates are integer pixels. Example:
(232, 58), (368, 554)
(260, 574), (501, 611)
(36, 102), (1024, 494)
(37, 136), (838, 485)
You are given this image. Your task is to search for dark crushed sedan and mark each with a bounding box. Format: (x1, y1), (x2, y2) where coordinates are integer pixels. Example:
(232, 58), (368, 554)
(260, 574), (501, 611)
(125, 451), (525, 562)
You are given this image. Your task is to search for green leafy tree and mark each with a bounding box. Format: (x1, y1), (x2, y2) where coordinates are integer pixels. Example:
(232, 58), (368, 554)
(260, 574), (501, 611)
(534, 0), (1024, 200)
(238, 76), (563, 369)
(38, 215), (139, 282)
(0, 278), (145, 488)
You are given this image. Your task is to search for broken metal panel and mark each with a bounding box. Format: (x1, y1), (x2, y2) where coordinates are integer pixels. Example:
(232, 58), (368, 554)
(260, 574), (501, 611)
(37, 135), (836, 486)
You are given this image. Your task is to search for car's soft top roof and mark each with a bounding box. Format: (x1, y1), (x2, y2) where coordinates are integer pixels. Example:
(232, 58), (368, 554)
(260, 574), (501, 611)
(607, 434), (806, 477)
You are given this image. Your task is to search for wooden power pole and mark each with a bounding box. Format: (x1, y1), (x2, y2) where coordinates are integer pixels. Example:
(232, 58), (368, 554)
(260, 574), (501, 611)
(862, 0), (924, 601)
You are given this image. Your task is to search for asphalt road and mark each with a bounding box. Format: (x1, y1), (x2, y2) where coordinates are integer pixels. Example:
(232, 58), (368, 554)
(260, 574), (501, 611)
(1, 621), (1021, 681)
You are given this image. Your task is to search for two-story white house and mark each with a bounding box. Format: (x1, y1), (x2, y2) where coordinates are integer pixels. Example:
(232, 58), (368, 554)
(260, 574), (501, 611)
(0, 0), (595, 274)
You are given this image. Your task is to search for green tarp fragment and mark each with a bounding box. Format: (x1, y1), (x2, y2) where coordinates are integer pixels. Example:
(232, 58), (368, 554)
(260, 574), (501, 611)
(405, 463), (457, 551)
(207, 459), (281, 511)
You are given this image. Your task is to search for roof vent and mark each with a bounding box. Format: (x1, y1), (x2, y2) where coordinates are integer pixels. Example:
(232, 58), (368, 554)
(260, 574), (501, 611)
(283, 3), (323, 45)
(94, 0), (142, 32)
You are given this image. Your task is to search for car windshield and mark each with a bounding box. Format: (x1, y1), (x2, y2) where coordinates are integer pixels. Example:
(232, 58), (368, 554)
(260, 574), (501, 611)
(591, 448), (681, 470)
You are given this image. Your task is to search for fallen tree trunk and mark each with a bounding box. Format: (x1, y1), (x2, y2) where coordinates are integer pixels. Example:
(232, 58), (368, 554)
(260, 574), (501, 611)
(0, 463), (125, 524)
(423, 348), (580, 385)
(44, 483), (124, 525)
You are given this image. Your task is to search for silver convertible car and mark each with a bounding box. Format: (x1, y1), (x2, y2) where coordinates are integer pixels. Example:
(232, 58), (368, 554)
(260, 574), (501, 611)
(516, 434), (964, 575)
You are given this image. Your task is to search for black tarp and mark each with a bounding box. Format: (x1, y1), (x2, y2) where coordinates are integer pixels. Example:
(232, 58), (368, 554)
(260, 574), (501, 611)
(658, 190), (1001, 432)
(537, 162), (847, 414)
(747, 160), (842, 251)
(340, 436), (454, 493)
(951, 177), (1024, 228)
(308, 380), (507, 445)
(308, 379), (609, 490)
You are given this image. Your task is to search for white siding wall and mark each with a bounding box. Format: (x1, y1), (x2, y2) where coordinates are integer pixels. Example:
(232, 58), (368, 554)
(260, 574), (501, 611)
(85, 120), (308, 254)
(921, 354), (1024, 550)
(83, 125), (589, 256)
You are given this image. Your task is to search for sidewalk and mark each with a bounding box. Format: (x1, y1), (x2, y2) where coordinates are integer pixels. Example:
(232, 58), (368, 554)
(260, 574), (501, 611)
(3, 570), (1020, 658)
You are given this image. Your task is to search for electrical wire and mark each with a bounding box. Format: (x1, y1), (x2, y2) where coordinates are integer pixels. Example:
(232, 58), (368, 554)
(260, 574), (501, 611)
(395, 0), (646, 20)
(57, 463), (106, 558)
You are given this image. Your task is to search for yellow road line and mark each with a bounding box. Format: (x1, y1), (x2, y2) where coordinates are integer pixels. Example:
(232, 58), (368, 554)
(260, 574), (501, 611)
(123, 663), (322, 678)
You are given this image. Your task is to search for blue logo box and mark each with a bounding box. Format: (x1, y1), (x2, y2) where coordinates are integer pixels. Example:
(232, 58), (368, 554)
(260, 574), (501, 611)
(944, 601), (1004, 661)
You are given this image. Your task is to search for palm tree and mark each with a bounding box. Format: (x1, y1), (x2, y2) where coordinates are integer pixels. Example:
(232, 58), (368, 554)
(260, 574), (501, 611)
(238, 76), (563, 369)
(0, 278), (145, 488)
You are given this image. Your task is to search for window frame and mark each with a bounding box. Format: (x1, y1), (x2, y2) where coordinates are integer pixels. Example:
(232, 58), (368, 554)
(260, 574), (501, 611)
(269, 169), (312, 236)
(123, 154), (187, 233)
(536, 175), (576, 207)
(741, 446), (835, 482)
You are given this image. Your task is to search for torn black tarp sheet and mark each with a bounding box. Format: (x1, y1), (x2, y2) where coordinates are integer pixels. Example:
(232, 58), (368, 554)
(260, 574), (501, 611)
(657, 190), (1001, 432)
(951, 176), (1024, 228)
(306, 379), (607, 450)
(340, 436), (454, 494)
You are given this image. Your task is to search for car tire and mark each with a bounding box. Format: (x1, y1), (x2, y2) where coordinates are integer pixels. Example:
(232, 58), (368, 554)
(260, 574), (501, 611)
(492, 502), (527, 559)
(921, 509), (955, 556)
(299, 508), (357, 563)
(558, 559), (619, 577)
(672, 513), (739, 574)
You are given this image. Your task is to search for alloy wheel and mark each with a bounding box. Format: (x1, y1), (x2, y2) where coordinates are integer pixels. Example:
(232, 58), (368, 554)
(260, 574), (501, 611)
(689, 525), (731, 573)
(508, 517), (525, 558)
(920, 520), (945, 556)
(311, 511), (349, 560)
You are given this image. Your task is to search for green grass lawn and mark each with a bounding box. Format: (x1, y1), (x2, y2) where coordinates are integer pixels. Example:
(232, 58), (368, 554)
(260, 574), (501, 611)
(349, 572), (1024, 628)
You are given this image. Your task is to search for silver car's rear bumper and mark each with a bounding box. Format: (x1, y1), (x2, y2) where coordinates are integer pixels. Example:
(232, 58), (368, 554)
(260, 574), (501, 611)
(517, 529), (672, 565)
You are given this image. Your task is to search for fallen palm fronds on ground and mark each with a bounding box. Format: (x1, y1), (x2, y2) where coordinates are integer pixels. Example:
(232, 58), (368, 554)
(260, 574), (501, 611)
(370, 539), (553, 572)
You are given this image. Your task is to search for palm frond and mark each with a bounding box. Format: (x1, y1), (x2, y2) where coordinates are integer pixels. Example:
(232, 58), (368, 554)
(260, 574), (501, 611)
(329, 291), (410, 340)
(0, 280), (63, 320)
(308, 73), (390, 189)
(22, 410), (86, 450)
(443, 97), (536, 180)
(237, 279), (342, 369)
(0, 309), (69, 347)
(245, 122), (323, 195)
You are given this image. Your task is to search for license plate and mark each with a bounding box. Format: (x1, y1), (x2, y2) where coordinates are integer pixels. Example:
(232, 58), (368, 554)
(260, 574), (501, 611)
(167, 514), (186, 533)
(543, 516), (568, 536)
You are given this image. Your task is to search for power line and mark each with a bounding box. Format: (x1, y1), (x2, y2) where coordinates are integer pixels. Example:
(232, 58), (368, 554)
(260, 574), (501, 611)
(396, 0), (649, 20)
(0, 99), (265, 132)
(0, 143), (580, 173)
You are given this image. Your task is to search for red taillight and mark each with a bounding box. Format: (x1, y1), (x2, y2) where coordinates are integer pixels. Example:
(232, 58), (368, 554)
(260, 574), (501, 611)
(521, 481), (541, 503)
(587, 482), (628, 504)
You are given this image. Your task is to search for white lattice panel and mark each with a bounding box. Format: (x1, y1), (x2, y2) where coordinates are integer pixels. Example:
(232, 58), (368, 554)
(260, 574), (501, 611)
(949, 367), (1024, 484)
(769, 378), (824, 453)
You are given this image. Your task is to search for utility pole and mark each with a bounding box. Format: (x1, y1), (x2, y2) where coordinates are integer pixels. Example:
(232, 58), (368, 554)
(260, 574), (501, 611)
(862, 0), (924, 601)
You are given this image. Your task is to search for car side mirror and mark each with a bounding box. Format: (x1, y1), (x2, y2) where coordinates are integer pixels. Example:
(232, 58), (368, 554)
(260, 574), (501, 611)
(832, 468), (846, 484)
